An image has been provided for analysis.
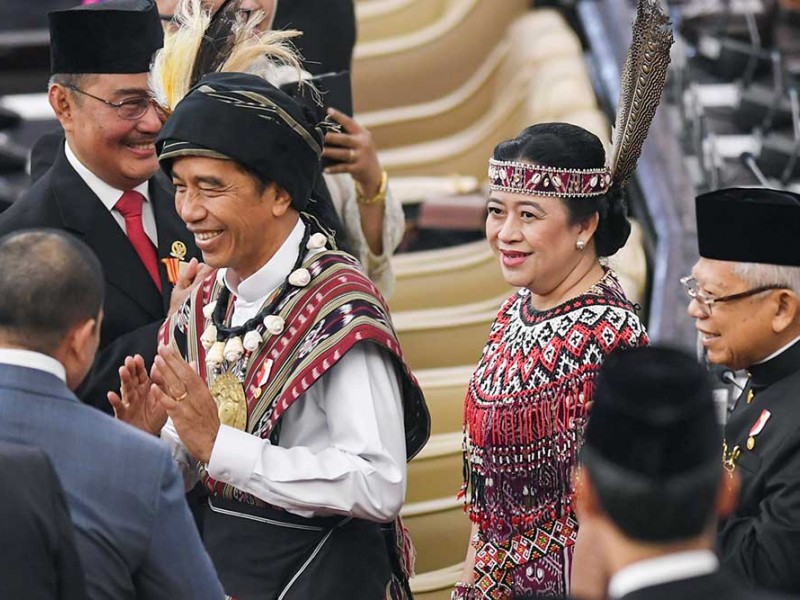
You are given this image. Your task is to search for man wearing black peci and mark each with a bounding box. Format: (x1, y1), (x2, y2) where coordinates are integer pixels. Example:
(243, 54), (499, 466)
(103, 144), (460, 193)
(0, 0), (203, 413)
(686, 187), (800, 594)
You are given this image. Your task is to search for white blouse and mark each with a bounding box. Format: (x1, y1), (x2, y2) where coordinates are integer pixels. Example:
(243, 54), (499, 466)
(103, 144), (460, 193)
(324, 172), (405, 299)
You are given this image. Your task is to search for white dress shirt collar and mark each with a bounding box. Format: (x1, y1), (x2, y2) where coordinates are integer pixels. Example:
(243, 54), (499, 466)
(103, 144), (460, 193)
(224, 219), (305, 303)
(756, 335), (800, 365)
(608, 550), (719, 599)
(0, 348), (67, 383)
(64, 140), (150, 207)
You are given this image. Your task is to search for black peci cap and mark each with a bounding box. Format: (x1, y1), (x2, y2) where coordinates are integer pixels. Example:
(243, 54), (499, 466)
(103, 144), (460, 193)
(49, 0), (164, 75)
(583, 346), (719, 480)
(157, 72), (324, 210)
(696, 187), (800, 267)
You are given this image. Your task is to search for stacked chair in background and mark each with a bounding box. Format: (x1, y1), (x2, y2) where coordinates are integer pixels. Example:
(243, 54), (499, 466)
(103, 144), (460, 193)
(353, 0), (531, 112)
(352, 1), (649, 597)
(359, 8), (606, 181)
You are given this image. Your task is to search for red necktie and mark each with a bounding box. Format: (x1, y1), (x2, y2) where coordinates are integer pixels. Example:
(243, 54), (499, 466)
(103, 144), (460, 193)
(115, 190), (162, 292)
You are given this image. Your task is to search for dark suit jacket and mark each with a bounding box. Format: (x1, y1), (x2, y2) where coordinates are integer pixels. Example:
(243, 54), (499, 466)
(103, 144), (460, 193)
(0, 363), (224, 600)
(718, 340), (800, 594)
(29, 126), (64, 185)
(0, 441), (87, 600)
(273, 0), (356, 76)
(0, 142), (199, 413)
(618, 570), (795, 600)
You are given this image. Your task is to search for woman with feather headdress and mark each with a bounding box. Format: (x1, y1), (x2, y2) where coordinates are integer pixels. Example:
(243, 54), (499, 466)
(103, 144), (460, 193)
(453, 1), (672, 598)
(151, 0), (404, 297)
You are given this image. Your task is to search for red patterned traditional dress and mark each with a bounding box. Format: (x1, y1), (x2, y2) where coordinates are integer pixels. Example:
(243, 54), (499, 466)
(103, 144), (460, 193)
(461, 269), (648, 598)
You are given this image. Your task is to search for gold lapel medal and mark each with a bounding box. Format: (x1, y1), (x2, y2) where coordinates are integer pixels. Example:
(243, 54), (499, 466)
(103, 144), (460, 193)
(746, 409), (771, 451)
(250, 358), (274, 401)
(161, 240), (189, 285)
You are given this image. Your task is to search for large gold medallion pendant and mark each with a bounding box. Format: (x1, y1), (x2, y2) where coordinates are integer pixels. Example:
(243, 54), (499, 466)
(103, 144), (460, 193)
(210, 372), (247, 431)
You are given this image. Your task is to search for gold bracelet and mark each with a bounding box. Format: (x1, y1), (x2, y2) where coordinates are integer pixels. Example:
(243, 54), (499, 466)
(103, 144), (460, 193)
(356, 170), (388, 206)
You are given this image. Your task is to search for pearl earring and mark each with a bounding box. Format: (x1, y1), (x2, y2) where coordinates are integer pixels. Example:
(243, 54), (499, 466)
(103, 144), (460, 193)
(576, 239), (586, 251)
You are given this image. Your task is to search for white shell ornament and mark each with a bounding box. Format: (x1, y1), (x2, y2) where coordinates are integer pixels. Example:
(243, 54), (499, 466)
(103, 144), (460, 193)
(263, 315), (285, 336)
(202, 301), (217, 320)
(206, 341), (225, 367)
(243, 330), (263, 352)
(200, 324), (218, 350)
(307, 233), (328, 250)
(223, 336), (244, 362)
(288, 268), (311, 287)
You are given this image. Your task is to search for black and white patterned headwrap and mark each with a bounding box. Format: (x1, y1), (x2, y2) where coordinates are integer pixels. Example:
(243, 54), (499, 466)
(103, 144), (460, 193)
(157, 72), (324, 210)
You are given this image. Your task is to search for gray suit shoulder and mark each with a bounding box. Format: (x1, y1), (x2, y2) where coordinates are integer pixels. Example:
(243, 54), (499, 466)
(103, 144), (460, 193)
(81, 406), (175, 471)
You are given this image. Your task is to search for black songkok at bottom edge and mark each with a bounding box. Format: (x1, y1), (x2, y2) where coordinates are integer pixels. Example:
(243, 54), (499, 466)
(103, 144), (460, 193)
(157, 72), (324, 210)
(696, 187), (800, 266)
(582, 346), (720, 480)
(580, 347), (722, 541)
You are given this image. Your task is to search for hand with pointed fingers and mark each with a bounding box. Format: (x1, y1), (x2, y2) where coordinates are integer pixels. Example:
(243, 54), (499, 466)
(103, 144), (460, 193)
(151, 345), (220, 464)
(108, 354), (168, 435)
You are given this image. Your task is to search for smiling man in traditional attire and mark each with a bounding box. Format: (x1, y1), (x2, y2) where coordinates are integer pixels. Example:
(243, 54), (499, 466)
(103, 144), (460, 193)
(684, 187), (800, 594)
(113, 72), (430, 600)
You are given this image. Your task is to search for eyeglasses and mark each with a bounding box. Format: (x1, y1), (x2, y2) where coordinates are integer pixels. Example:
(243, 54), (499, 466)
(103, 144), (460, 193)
(680, 276), (787, 316)
(63, 85), (166, 120)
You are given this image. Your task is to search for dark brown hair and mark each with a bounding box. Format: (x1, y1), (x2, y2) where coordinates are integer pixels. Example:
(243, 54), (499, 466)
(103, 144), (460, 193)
(493, 122), (631, 257)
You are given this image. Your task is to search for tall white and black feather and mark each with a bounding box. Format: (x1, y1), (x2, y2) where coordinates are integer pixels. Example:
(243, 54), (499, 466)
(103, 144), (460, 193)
(608, 0), (673, 186)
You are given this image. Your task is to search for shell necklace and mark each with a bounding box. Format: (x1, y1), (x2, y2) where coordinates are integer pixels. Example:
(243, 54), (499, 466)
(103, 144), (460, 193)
(199, 216), (330, 430)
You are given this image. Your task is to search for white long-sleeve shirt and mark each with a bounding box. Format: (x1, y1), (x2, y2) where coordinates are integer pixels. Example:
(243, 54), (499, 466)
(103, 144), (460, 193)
(161, 220), (407, 521)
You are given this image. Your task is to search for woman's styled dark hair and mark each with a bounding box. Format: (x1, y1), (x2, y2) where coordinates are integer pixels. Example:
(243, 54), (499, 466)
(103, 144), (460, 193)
(492, 122), (631, 257)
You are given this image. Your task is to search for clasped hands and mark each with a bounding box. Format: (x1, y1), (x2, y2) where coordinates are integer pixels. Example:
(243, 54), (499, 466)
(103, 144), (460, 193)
(108, 346), (220, 465)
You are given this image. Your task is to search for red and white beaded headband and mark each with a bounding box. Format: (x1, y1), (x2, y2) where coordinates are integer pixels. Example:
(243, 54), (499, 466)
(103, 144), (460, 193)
(488, 159), (612, 198)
